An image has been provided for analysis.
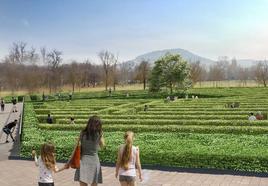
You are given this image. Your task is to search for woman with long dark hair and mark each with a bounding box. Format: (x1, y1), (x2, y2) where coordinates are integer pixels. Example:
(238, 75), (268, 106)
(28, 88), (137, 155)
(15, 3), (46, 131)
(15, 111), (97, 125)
(69, 115), (105, 186)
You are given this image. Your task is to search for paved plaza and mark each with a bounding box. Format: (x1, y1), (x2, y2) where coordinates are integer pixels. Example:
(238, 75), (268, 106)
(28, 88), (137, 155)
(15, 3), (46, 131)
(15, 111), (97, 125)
(0, 103), (268, 186)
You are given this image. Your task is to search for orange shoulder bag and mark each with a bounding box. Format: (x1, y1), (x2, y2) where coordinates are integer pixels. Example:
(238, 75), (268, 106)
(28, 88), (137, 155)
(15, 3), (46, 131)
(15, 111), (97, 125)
(69, 135), (81, 169)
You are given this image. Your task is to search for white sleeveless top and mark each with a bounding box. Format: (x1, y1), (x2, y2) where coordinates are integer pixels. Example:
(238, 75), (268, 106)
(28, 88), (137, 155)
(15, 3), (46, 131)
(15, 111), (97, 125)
(119, 145), (138, 177)
(36, 157), (54, 183)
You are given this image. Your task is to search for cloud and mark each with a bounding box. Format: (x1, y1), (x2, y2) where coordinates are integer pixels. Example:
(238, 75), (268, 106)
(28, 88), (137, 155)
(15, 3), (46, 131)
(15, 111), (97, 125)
(21, 19), (29, 27)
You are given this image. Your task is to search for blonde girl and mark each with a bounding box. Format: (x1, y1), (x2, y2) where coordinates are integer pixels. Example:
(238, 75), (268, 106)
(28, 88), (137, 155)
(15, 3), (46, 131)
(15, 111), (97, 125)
(32, 142), (68, 186)
(115, 131), (142, 186)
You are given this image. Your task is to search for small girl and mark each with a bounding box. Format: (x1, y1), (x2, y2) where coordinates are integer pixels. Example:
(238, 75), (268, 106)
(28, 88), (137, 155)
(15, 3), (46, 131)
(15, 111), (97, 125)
(32, 142), (68, 186)
(115, 131), (142, 186)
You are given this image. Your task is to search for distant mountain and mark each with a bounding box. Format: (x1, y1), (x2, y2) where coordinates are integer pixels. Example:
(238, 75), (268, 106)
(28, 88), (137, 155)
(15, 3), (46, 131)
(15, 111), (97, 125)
(128, 48), (214, 66)
(236, 59), (258, 67)
(126, 48), (260, 68)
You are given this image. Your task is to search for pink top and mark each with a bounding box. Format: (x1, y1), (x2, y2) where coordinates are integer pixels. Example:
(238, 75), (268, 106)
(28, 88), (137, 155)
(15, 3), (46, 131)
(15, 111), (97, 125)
(119, 145), (138, 177)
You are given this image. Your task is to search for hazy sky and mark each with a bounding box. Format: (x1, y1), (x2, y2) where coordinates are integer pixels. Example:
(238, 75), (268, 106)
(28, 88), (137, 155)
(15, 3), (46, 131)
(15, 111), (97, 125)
(1, 0), (268, 63)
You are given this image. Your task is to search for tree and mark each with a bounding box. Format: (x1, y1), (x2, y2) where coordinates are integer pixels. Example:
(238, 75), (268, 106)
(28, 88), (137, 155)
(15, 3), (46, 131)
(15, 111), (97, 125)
(27, 47), (39, 64)
(190, 61), (204, 85)
(254, 60), (268, 87)
(40, 47), (47, 64)
(208, 61), (227, 87)
(47, 49), (62, 92)
(118, 61), (135, 84)
(9, 42), (27, 63)
(98, 50), (114, 91)
(238, 67), (249, 87)
(149, 53), (191, 94)
(135, 60), (150, 90)
(111, 54), (119, 91)
(68, 61), (79, 92)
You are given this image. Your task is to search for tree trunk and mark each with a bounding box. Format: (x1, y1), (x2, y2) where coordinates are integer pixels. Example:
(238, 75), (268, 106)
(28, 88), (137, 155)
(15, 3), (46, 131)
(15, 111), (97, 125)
(170, 82), (173, 94)
(72, 83), (75, 92)
(105, 73), (108, 91)
(143, 78), (146, 90)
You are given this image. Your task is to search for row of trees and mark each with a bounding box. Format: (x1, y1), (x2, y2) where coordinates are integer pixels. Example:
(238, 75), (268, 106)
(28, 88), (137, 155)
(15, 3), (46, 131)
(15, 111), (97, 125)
(0, 42), (150, 93)
(189, 57), (268, 87)
(0, 41), (267, 94)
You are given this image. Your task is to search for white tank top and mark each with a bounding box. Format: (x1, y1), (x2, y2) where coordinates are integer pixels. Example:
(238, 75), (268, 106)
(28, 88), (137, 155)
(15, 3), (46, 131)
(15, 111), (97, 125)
(38, 157), (54, 183)
(119, 145), (138, 177)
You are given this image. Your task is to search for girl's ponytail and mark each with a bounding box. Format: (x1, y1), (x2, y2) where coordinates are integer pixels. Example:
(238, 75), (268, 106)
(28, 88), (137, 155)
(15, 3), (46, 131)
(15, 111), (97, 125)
(120, 131), (134, 170)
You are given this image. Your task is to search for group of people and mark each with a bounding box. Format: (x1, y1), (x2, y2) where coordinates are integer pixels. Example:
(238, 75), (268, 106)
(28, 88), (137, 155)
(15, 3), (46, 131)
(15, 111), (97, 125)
(33, 116), (142, 186)
(248, 111), (264, 121)
(0, 97), (17, 112)
(46, 114), (75, 124)
(184, 95), (198, 100)
(1, 97), (19, 143)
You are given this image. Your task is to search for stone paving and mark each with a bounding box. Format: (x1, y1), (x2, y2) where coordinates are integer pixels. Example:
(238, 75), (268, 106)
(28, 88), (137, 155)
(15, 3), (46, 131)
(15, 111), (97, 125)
(0, 103), (22, 160)
(1, 160), (268, 186)
(0, 103), (268, 186)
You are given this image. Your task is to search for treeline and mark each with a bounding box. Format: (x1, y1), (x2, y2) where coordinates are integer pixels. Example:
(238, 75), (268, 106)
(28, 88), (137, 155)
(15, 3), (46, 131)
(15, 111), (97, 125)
(190, 56), (268, 87)
(0, 42), (149, 93)
(0, 42), (267, 93)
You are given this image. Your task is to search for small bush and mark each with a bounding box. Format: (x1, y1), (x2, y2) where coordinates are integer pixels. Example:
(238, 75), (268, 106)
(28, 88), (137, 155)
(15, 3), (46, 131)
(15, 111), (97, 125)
(30, 95), (38, 101)
(18, 96), (24, 102)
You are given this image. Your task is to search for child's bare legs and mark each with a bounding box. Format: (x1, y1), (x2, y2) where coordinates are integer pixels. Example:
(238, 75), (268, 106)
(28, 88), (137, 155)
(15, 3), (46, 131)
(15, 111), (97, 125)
(120, 182), (128, 186)
(129, 181), (136, 186)
(120, 181), (136, 186)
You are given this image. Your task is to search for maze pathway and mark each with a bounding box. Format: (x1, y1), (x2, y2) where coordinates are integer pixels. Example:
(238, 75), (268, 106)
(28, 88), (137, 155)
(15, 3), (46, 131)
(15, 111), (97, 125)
(1, 100), (268, 185)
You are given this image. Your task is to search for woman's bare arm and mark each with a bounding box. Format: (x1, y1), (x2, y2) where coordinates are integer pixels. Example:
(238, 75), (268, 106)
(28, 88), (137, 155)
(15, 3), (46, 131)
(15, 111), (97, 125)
(99, 134), (105, 148)
(54, 164), (69, 173)
(115, 146), (121, 178)
(135, 147), (143, 181)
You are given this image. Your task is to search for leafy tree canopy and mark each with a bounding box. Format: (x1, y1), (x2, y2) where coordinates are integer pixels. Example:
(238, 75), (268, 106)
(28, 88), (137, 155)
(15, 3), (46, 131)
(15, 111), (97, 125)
(149, 53), (191, 93)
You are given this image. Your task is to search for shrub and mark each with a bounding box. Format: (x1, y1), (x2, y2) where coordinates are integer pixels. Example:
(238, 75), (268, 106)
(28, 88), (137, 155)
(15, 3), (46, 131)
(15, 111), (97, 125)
(18, 96), (24, 102)
(30, 95), (38, 101)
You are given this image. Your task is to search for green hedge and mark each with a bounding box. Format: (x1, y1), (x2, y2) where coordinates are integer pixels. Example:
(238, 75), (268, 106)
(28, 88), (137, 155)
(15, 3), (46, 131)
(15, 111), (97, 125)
(38, 123), (268, 135)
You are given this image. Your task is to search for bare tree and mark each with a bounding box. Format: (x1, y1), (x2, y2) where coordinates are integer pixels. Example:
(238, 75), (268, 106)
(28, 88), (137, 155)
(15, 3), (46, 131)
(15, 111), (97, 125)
(208, 61), (227, 87)
(9, 42), (27, 63)
(111, 54), (119, 91)
(40, 47), (47, 64)
(118, 61), (135, 84)
(238, 67), (249, 87)
(98, 50), (114, 91)
(135, 60), (150, 90)
(254, 60), (268, 87)
(190, 61), (203, 85)
(28, 47), (39, 64)
(47, 49), (63, 92)
(2, 42), (28, 91)
(67, 61), (79, 92)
